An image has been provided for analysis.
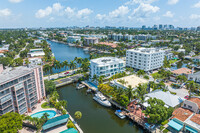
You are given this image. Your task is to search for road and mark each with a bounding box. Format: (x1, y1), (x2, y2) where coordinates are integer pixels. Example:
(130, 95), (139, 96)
(14, 42), (29, 59)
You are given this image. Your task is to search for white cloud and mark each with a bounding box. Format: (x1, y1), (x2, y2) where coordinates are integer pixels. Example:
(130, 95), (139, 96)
(109, 6), (129, 18)
(95, 14), (106, 20)
(96, 5), (129, 21)
(163, 11), (174, 18)
(8, 0), (23, 3)
(53, 3), (63, 12)
(190, 14), (200, 20)
(168, 0), (179, 5)
(77, 8), (93, 19)
(0, 8), (12, 17)
(35, 6), (52, 18)
(193, 1), (200, 8)
(132, 3), (159, 17)
(125, 0), (157, 5)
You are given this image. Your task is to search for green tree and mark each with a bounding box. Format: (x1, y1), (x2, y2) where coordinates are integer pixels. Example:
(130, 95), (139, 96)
(163, 56), (170, 68)
(74, 111), (82, 120)
(0, 112), (23, 133)
(44, 80), (56, 95)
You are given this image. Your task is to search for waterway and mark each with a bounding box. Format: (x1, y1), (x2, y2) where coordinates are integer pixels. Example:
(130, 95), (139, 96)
(48, 40), (143, 133)
(47, 40), (90, 73)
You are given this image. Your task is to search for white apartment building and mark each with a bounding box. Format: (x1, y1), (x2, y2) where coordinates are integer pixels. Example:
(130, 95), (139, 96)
(84, 37), (99, 45)
(126, 48), (165, 71)
(90, 57), (125, 79)
(67, 36), (81, 43)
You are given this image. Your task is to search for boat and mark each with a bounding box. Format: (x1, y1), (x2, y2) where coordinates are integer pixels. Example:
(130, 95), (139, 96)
(83, 48), (89, 52)
(93, 92), (111, 107)
(115, 110), (126, 119)
(68, 43), (76, 46)
(86, 89), (92, 93)
(76, 84), (85, 90)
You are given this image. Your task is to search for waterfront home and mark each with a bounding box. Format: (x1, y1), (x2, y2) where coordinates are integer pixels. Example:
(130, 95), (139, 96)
(90, 57), (125, 80)
(27, 56), (43, 65)
(126, 48), (165, 72)
(67, 36), (81, 43)
(27, 49), (45, 57)
(192, 55), (200, 63)
(143, 90), (184, 108)
(182, 97), (200, 113)
(188, 71), (200, 84)
(0, 64), (45, 115)
(110, 74), (148, 90)
(168, 106), (200, 133)
(170, 67), (193, 81)
(98, 42), (118, 48)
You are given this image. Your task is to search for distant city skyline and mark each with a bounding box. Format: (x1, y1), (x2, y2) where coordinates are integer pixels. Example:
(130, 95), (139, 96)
(0, 0), (200, 28)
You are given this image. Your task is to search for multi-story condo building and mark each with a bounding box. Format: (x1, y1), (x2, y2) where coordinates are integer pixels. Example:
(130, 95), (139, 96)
(84, 37), (99, 45)
(108, 34), (133, 41)
(67, 36), (81, 43)
(0, 65), (45, 115)
(126, 48), (165, 71)
(134, 34), (156, 41)
(90, 57), (125, 79)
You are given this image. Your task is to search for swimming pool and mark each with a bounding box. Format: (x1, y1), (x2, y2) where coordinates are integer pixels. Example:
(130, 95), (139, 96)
(31, 110), (56, 119)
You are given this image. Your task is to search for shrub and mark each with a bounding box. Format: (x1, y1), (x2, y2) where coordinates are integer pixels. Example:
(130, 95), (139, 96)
(144, 75), (149, 80)
(161, 120), (169, 125)
(163, 128), (169, 133)
(61, 109), (67, 115)
(67, 120), (76, 129)
(160, 126), (165, 130)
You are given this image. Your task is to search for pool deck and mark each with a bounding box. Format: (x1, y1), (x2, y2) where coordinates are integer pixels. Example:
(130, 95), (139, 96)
(27, 101), (58, 117)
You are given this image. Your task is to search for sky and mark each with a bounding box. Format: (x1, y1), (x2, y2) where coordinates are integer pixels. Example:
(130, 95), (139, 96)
(0, 0), (200, 28)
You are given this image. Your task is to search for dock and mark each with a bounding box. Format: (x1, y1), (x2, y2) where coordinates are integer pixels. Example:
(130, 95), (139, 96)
(54, 74), (84, 87)
(81, 81), (98, 91)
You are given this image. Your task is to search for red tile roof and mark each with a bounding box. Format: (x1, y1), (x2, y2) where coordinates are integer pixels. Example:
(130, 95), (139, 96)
(99, 42), (118, 48)
(172, 108), (193, 122)
(189, 97), (200, 109)
(172, 68), (192, 75)
(190, 114), (200, 125)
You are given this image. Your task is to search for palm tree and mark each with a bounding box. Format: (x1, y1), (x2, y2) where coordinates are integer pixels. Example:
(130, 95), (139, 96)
(69, 60), (76, 70)
(92, 74), (98, 82)
(63, 60), (68, 71)
(43, 64), (52, 80)
(42, 113), (49, 122)
(53, 60), (61, 77)
(74, 111), (82, 120)
(126, 85), (133, 102)
(186, 81), (196, 97)
(98, 75), (105, 84)
(76, 57), (83, 67)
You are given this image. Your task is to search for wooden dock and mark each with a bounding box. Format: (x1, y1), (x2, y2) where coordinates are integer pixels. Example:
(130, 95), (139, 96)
(81, 81), (98, 91)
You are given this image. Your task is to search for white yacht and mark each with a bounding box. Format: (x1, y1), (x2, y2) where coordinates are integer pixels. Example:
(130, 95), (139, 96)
(76, 84), (85, 90)
(115, 110), (126, 119)
(93, 92), (111, 107)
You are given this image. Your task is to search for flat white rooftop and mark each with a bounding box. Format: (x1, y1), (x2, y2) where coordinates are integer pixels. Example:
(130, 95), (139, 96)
(115, 74), (148, 88)
(127, 48), (164, 54)
(91, 57), (124, 66)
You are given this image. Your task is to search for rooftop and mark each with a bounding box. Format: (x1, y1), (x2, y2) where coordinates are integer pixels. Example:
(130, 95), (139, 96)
(172, 108), (193, 122)
(145, 90), (184, 108)
(0, 66), (40, 85)
(192, 55), (200, 59)
(91, 57), (124, 66)
(190, 114), (200, 125)
(115, 74), (148, 88)
(188, 97), (200, 109)
(127, 48), (164, 54)
(60, 128), (78, 133)
(98, 42), (118, 48)
(171, 67), (192, 75)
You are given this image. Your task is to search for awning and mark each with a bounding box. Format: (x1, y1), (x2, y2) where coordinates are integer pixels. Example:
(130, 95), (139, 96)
(168, 119), (183, 131)
(60, 128), (78, 133)
(185, 126), (198, 133)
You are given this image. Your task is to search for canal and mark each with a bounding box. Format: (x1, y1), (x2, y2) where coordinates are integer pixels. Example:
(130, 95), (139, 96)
(48, 40), (143, 133)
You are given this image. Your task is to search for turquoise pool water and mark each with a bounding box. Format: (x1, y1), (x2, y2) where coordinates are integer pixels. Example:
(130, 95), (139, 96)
(31, 110), (56, 119)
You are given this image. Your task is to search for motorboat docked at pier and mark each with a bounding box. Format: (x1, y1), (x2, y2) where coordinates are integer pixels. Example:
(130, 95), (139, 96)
(115, 110), (126, 119)
(93, 92), (111, 107)
(76, 84), (85, 90)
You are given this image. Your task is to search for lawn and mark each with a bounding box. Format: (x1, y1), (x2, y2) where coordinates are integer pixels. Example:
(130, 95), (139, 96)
(41, 102), (54, 109)
(169, 59), (179, 64)
(151, 72), (163, 79)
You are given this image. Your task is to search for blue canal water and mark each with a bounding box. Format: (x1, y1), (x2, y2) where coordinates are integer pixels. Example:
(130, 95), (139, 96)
(48, 40), (143, 133)
(47, 40), (90, 74)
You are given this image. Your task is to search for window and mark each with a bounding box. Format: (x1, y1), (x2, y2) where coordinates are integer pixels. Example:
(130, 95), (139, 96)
(188, 105), (192, 109)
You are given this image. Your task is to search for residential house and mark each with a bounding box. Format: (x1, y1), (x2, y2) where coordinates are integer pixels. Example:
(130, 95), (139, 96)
(170, 68), (193, 82)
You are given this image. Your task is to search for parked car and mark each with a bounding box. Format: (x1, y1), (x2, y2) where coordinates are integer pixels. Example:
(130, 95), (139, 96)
(184, 95), (189, 100)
